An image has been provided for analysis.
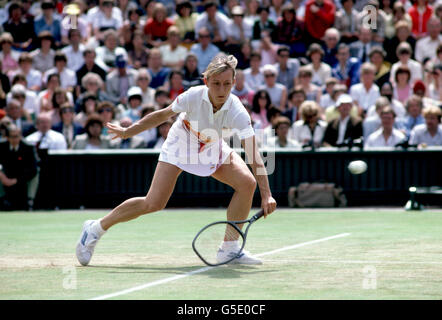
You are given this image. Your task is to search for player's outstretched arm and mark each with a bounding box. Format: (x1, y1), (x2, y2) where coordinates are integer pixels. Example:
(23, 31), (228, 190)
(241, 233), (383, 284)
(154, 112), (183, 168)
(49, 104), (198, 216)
(106, 105), (176, 140)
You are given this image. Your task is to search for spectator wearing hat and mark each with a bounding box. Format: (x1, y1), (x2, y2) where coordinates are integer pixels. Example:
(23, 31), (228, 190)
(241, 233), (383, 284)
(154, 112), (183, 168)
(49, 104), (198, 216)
(305, 43), (332, 87)
(61, 29), (85, 72)
(349, 26), (379, 64)
(2, 1), (35, 51)
(43, 51), (77, 93)
(12, 53), (43, 92)
(147, 48), (171, 89)
(369, 46), (391, 88)
(190, 27), (220, 74)
(173, 0), (199, 46)
(225, 6), (253, 57)
(52, 103), (84, 149)
(408, 0), (433, 39)
(194, 1), (230, 51)
(105, 54), (138, 106)
(122, 86), (143, 122)
(0, 124), (38, 211)
(72, 114), (113, 150)
(181, 53), (204, 90)
(272, 3), (305, 57)
(265, 116), (300, 148)
(159, 26), (188, 69)
(143, 2), (174, 48)
(364, 106), (406, 149)
(324, 84), (359, 122)
(0, 33), (20, 76)
(389, 42), (422, 86)
(30, 31), (56, 74)
(95, 29), (129, 72)
(334, 0), (359, 44)
(322, 93), (363, 147)
(111, 117), (146, 149)
(34, 0), (62, 48)
(304, 0), (335, 43)
(409, 105), (442, 147)
(396, 94), (425, 137)
(415, 16), (442, 64)
(259, 64), (287, 111)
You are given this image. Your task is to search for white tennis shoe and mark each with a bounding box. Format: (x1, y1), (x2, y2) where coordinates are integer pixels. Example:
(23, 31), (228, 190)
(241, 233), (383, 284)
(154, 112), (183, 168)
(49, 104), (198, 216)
(76, 220), (103, 266)
(217, 247), (262, 265)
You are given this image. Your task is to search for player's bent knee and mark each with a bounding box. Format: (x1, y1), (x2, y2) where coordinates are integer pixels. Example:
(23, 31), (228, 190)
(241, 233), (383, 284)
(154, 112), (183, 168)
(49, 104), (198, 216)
(141, 199), (166, 214)
(237, 175), (256, 193)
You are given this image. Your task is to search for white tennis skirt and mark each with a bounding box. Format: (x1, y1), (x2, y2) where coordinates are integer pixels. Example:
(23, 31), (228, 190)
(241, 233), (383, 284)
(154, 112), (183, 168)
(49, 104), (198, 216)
(158, 118), (233, 177)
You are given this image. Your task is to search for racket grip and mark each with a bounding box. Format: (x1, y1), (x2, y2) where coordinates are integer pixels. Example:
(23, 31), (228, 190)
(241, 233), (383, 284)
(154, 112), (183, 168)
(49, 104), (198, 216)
(251, 209), (265, 222)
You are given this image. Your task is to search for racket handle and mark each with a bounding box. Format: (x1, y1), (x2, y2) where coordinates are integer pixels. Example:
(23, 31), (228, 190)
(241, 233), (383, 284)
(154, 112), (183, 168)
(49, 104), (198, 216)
(250, 209), (265, 222)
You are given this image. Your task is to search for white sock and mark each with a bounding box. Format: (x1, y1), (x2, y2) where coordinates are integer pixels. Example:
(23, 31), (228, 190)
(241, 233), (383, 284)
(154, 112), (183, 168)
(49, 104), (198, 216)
(221, 240), (240, 250)
(91, 219), (106, 237)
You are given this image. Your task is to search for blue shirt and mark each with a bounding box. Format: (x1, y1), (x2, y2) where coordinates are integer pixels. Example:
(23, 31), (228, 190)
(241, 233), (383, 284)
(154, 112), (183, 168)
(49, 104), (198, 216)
(34, 16), (62, 43)
(148, 67), (170, 89)
(396, 115), (425, 138)
(190, 43), (220, 74)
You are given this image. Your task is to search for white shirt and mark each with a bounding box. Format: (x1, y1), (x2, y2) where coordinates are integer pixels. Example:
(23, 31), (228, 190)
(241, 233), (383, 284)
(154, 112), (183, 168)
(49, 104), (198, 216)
(62, 44), (85, 72)
(289, 120), (327, 147)
(195, 12), (230, 41)
(337, 116), (350, 145)
(25, 130), (67, 150)
(243, 68), (264, 92)
(390, 60), (423, 85)
(44, 67), (77, 89)
(6, 90), (40, 116)
(364, 128), (406, 149)
(409, 124), (442, 146)
(415, 35), (442, 63)
(226, 19), (253, 41)
(159, 44), (188, 66)
(350, 83), (380, 111)
(366, 99), (406, 119)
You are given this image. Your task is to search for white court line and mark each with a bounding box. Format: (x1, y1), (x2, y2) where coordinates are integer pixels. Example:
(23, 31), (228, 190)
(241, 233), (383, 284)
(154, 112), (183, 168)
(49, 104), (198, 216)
(90, 233), (350, 300)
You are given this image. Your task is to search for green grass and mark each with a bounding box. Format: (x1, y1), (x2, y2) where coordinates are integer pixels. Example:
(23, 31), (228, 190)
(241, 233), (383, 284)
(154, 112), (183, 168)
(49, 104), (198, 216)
(0, 208), (441, 300)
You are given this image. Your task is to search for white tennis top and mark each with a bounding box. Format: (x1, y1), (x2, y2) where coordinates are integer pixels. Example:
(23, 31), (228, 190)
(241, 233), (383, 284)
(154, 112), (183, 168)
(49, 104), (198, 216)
(159, 85), (255, 176)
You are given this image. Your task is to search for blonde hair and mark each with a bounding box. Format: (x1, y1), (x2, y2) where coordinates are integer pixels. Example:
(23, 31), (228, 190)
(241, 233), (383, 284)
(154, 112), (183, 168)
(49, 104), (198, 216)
(202, 53), (237, 80)
(422, 105), (442, 120)
(299, 101), (321, 120)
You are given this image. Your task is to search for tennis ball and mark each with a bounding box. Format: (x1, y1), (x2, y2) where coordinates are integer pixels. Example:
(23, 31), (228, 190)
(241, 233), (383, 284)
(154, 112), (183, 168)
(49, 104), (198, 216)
(348, 160), (367, 175)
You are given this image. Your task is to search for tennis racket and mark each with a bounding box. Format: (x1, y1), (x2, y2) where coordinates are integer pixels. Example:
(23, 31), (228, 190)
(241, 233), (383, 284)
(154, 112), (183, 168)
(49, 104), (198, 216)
(192, 209), (265, 266)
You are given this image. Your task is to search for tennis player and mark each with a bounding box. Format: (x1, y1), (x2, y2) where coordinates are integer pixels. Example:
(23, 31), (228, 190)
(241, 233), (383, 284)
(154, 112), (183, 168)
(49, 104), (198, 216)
(76, 54), (277, 266)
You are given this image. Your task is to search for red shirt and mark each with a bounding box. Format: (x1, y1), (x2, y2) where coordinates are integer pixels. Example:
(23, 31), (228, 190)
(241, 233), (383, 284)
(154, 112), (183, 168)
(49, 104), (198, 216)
(408, 4), (433, 37)
(304, 0), (335, 40)
(143, 18), (174, 40)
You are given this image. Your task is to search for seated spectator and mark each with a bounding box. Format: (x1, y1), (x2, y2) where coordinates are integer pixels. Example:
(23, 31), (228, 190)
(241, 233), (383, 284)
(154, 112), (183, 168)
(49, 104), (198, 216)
(408, 0), (433, 40)
(320, 77), (339, 110)
(25, 112), (67, 150)
(127, 30), (150, 69)
(105, 54), (138, 106)
(153, 88), (172, 109)
(76, 72), (110, 111)
(332, 43), (361, 88)
(296, 66), (321, 103)
(74, 92), (99, 128)
(92, 0), (123, 43)
(143, 2), (174, 48)
(384, 1), (412, 40)
(122, 86), (143, 122)
(0, 124), (38, 211)
(349, 26), (378, 64)
(396, 94), (425, 138)
(427, 64), (442, 102)
(72, 114), (113, 150)
(369, 46), (391, 89)
(0, 33), (20, 76)
(274, 45), (300, 92)
(38, 73), (62, 114)
(322, 28), (340, 67)
(251, 5), (276, 47)
(392, 66), (413, 104)
(76, 48), (107, 88)
(272, 3), (305, 57)
(363, 96), (391, 140)
(194, 1), (230, 50)
(364, 106), (406, 149)
(236, 40), (253, 70)
(111, 117), (146, 149)
(135, 69), (156, 106)
(147, 119), (173, 149)
(259, 64), (287, 111)
(52, 103), (84, 149)
(61, 29), (85, 72)
(159, 26), (188, 69)
(30, 31), (56, 74)
(43, 51), (77, 92)
(390, 42), (422, 86)
(409, 105), (442, 147)
(147, 48), (171, 89)
(7, 82), (39, 122)
(265, 116), (300, 148)
(257, 30), (279, 66)
(349, 62), (380, 116)
(135, 104), (157, 146)
(289, 100), (327, 148)
(306, 43), (332, 87)
(284, 86), (306, 124)
(251, 89), (272, 129)
(334, 0), (358, 44)
(190, 27), (220, 74)
(2, 2), (35, 51)
(243, 51), (265, 92)
(231, 69), (254, 106)
(384, 20), (416, 64)
(182, 53), (204, 90)
(166, 70), (185, 101)
(95, 29), (128, 72)
(304, 0), (335, 43)
(366, 82), (406, 119)
(173, 0), (198, 46)
(415, 16), (442, 64)
(34, 0), (62, 48)
(322, 94), (363, 147)
(5, 99), (34, 137)
(48, 87), (71, 125)
(12, 53), (43, 92)
(225, 6), (253, 57)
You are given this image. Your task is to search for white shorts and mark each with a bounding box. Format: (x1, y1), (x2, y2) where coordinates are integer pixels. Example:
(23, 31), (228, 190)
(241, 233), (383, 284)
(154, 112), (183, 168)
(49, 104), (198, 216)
(159, 117), (233, 177)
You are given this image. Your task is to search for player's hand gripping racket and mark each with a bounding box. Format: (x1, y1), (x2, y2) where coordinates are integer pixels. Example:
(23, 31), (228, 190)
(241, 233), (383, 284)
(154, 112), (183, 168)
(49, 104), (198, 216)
(192, 209), (265, 266)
